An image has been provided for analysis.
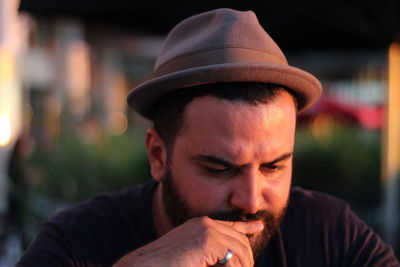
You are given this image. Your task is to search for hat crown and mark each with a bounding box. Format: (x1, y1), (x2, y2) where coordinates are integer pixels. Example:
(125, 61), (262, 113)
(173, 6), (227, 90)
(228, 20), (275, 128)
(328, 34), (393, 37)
(155, 8), (287, 73)
(127, 8), (322, 119)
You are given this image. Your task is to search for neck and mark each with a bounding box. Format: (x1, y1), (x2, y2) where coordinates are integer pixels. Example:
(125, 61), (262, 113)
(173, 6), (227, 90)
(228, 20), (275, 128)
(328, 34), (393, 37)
(152, 183), (175, 236)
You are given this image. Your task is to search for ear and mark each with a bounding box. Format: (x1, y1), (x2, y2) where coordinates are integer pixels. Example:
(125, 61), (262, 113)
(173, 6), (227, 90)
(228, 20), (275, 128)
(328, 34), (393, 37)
(145, 128), (168, 182)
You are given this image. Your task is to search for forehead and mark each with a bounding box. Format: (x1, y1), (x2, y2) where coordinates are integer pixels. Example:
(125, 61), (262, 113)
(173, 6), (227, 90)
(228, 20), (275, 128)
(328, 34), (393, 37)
(175, 91), (296, 162)
(182, 90), (296, 129)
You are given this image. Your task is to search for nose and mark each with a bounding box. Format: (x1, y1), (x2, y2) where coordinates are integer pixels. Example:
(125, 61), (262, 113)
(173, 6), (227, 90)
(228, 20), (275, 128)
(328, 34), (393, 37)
(229, 168), (263, 214)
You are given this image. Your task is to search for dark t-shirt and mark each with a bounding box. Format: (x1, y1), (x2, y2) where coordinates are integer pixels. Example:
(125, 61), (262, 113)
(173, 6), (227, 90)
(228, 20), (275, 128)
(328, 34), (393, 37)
(17, 180), (399, 266)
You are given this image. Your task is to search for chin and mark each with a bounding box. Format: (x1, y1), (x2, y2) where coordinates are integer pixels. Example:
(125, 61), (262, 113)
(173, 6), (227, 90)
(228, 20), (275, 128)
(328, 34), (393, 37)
(247, 226), (274, 260)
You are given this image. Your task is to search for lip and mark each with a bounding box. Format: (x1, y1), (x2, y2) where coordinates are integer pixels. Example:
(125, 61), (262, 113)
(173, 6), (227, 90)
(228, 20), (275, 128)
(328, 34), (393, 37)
(240, 219), (266, 228)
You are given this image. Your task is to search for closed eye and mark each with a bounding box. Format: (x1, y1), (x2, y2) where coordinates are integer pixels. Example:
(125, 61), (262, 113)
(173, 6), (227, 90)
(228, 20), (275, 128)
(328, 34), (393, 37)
(261, 164), (285, 172)
(204, 166), (230, 174)
(194, 155), (237, 175)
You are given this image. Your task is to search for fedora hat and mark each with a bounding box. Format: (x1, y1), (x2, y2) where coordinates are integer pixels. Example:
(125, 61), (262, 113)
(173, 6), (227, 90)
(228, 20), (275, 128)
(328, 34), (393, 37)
(127, 8), (322, 119)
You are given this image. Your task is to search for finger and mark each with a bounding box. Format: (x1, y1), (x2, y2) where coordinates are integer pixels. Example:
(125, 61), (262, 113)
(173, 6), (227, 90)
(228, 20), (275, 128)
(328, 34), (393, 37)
(213, 231), (254, 267)
(209, 220), (258, 266)
(216, 249), (233, 266)
(190, 217), (255, 267)
(198, 223), (252, 267)
(215, 219), (264, 235)
(225, 254), (243, 267)
(210, 223), (253, 259)
(217, 253), (248, 267)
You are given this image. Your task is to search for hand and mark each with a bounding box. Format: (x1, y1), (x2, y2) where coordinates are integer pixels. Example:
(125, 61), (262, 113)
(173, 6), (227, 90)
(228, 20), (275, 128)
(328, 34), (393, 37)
(113, 216), (264, 267)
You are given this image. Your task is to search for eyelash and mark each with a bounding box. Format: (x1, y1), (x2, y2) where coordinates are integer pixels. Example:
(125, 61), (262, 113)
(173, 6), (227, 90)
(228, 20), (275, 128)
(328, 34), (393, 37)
(205, 167), (231, 174)
(264, 165), (285, 171)
(205, 165), (285, 175)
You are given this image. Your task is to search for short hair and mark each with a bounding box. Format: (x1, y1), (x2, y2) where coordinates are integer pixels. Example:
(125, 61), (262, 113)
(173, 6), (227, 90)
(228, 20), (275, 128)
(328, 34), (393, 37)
(152, 82), (297, 151)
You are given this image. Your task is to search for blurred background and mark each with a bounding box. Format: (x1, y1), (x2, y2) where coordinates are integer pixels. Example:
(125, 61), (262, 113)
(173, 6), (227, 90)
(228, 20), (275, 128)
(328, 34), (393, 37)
(0, 0), (399, 265)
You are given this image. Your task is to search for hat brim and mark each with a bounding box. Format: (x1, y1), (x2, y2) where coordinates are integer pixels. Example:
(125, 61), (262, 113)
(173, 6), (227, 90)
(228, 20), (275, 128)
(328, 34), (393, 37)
(127, 62), (322, 120)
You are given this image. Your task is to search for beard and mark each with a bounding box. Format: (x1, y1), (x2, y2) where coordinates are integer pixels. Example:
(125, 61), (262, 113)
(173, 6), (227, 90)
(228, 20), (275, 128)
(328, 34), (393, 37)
(161, 167), (287, 260)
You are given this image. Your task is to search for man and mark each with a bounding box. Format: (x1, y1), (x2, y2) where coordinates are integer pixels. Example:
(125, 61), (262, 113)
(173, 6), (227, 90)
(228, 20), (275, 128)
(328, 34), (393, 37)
(18, 8), (399, 267)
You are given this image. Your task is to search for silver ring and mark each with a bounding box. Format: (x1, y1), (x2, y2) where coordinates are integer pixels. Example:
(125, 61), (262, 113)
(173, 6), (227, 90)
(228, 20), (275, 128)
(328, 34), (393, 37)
(218, 249), (233, 265)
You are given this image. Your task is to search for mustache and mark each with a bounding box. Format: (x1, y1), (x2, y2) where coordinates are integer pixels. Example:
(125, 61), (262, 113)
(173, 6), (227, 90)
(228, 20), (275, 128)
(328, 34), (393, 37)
(209, 209), (271, 222)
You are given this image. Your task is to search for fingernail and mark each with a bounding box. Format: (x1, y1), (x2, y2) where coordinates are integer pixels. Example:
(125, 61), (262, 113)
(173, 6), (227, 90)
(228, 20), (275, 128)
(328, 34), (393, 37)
(249, 221), (264, 232)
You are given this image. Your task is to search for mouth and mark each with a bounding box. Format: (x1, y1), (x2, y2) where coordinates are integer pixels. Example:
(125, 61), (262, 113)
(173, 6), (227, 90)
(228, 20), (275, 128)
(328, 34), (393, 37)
(209, 210), (269, 222)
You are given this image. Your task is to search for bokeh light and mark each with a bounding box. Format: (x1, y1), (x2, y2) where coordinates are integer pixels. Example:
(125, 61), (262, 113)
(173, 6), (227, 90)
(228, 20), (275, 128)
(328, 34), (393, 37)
(107, 112), (128, 136)
(0, 114), (11, 146)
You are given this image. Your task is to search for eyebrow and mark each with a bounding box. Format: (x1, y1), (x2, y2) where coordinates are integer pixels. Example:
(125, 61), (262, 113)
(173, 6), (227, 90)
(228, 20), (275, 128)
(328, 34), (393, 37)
(193, 152), (293, 168)
(265, 152), (293, 165)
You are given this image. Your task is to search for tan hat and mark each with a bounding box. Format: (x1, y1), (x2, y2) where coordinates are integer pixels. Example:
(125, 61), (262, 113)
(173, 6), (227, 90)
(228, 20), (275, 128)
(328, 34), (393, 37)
(127, 8), (322, 120)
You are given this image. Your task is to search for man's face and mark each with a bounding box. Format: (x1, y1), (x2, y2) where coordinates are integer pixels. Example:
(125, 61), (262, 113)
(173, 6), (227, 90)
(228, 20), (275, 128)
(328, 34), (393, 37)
(159, 91), (296, 258)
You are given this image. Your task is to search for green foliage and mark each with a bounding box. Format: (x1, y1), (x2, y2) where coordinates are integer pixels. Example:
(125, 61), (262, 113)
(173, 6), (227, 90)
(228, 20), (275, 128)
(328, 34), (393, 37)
(26, 131), (150, 203)
(293, 124), (382, 220)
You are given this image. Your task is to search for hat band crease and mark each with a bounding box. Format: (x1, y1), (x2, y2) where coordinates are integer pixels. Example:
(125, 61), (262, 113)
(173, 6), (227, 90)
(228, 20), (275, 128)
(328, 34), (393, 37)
(154, 47), (288, 77)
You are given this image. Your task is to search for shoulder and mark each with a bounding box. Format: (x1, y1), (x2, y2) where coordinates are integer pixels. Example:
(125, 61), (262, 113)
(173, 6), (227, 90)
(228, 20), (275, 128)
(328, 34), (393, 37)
(54, 180), (156, 226)
(17, 180), (158, 266)
(287, 186), (350, 219)
(281, 187), (399, 266)
(282, 187), (351, 244)
(48, 179), (158, 247)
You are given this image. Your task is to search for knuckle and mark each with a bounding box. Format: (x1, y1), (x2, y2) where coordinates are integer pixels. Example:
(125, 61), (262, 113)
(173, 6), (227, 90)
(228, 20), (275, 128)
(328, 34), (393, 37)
(199, 216), (213, 225)
(197, 216), (215, 231)
(189, 216), (206, 228)
(231, 254), (247, 267)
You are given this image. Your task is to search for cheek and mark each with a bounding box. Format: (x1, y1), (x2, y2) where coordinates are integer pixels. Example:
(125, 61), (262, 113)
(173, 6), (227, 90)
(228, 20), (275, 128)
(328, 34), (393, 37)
(170, 158), (229, 212)
(262, 165), (292, 211)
